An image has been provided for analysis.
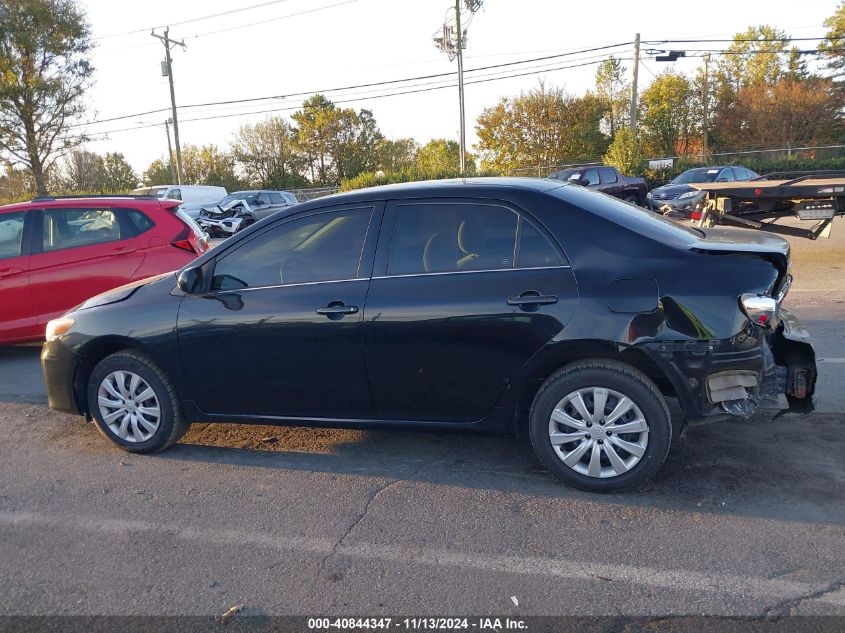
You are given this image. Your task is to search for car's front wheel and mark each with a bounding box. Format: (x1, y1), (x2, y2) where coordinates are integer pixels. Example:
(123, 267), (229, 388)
(529, 359), (671, 492)
(87, 351), (190, 453)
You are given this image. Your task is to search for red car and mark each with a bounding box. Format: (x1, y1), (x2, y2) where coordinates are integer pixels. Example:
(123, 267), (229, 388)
(0, 194), (207, 344)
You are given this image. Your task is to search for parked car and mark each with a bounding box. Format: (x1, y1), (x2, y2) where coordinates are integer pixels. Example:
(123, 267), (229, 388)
(197, 190), (299, 237)
(646, 166), (760, 216)
(548, 166), (647, 205)
(131, 185), (227, 219)
(41, 178), (815, 492)
(0, 194), (207, 345)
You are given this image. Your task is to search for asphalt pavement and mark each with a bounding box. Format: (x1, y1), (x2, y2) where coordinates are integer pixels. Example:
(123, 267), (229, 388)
(0, 216), (843, 618)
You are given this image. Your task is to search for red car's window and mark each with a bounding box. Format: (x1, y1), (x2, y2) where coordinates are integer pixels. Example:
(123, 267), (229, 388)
(0, 212), (26, 259)
(42, 208), (122, 252)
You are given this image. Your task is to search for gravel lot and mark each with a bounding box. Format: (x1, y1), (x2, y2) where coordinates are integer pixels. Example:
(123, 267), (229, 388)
(0, 216), (843, 618)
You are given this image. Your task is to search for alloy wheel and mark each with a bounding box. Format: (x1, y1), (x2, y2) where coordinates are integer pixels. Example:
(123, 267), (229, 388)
(548, 387), (649, 478)
(97, 371), (162, 443)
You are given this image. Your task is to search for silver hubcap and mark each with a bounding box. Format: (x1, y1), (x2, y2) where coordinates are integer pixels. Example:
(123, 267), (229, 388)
(548, 387), (649, 478)
(97, 371), (161, 443)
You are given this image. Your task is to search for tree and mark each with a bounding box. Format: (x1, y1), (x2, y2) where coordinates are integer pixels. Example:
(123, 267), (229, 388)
(57, 149), (104, 192)
(712, 26), (790, 100)
(232, 116), (305, 189)
(820, 2), (845, 81)
(0, 163), (35, 202)
(102, 152), (137, 191)
(603, 127), (644, 176)
(375, 138), (418, 172)
(638, 70), (696, 156)
(181, 144), (241, 190)
(716, 78), (841, 149)
(143, 158), (174, 186)
(475, 83), (608, 173)
(293, 94), (334, 184)
(414, 138), (474, 174)
(0, 0), (94, 195)
(785, 47), (811, 81)
(594, 56), (630, 137)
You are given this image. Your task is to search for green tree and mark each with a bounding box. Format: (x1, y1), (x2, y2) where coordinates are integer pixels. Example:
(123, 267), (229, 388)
(415, 138), (474, 174)
(785, 47), (811, 80)
(375, 138), (418, 172)
(102, 152), (137, 191)
(603, 127), (644, 176)
(232, 116), (305, 189)
(181, 144), (241, 190)
(292, 94), (334, 183)
(0, 0), (94, 195)
(820, 2), (845, 80)
(712, 26), (790, 100)
(639, 70), (696, 156)
(594, 56), (630, 137)
(476, 83), (608, 173)
(142, 158), (174, 186)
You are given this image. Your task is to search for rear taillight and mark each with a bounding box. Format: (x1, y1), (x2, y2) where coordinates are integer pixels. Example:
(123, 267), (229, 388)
(690, 210), (702, 221)
(740, 293), (778, 327)
(171, 239), (198, 254)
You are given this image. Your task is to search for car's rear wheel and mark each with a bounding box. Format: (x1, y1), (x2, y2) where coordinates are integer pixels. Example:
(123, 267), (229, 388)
(528, 359), (671, 492)
(87, 351), (190, 453)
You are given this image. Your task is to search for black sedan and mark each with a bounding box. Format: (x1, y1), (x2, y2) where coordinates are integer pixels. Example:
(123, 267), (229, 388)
(41, 178), (816, 492)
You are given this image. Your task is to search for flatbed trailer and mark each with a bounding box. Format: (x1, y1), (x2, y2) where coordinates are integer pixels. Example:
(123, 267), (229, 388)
(690, 171), (845, 239)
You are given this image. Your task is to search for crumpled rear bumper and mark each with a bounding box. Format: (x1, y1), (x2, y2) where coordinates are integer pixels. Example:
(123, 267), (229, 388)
(640, 307), (816, 422)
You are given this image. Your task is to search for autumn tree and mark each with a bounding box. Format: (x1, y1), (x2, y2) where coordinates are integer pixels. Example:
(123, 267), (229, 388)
(638, 70), (696, 156)
(475, 83), (608, 173)
(375, 138), (418, 172)
(233, 116), (304, 189)
(594, 56), (630, 137)
(142, 158), (174, 186)
(0, 0), (94, 195)
(717, 78), (841, 149)
(181, 144), (241, 190)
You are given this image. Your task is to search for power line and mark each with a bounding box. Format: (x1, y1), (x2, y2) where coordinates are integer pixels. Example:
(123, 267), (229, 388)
(72, 41), (633, 129)
(82, 55), (631, 139)
(93, 0), (295, 40)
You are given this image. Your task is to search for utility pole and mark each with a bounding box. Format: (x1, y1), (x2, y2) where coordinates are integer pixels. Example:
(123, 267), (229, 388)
(701, 53), (710, 161)
(434, 1), (483, 177)
(630, 33), (640, 133)
(164, 119), (176, 183)
(152, 27), (186, 184)
(454, 0), (466, 176)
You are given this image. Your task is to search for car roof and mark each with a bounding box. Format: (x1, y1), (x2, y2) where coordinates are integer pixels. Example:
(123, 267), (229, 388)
(0, 196), (172, 212)
(293, 177), (564, 210)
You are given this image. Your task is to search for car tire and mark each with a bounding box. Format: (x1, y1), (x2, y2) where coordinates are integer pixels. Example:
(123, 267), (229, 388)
(237, 218), (255, 233)
(528, 359), (671, 492)
(87, 350), (191, 454)
(623, 195), (638, 205)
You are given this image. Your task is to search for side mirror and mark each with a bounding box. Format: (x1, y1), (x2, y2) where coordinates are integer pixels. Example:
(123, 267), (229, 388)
(177, 266), (202, 294)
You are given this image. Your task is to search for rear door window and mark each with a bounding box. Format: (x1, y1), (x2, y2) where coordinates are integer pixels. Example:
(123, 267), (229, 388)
(41, 208), (122, 252)
(517, 219), (565, 268)
(387, 202), (517, 275)
(0, 213), (26, 259)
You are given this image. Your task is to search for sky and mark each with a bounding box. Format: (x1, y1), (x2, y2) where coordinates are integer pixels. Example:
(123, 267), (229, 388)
(78, 0), (839, 175)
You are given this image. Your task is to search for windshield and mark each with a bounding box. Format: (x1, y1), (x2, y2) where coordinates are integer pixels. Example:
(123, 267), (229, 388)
(219, 192), (259, 205)
(671, 169), (722, 185)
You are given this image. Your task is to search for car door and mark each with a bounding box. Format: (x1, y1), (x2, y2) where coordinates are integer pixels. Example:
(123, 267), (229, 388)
(0, 211), (37, 343)
(28, 207), (148, 326)
(363, 198), (578, 423)
(252, 192), (275, 219)
(176, 204), (381, 419)
(599, 167), (622, 196)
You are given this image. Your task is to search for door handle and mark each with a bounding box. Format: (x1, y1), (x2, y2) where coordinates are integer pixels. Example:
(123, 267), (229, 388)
(0, 267), (24, 279)
(507, 291), (558, 309)
(316, 301), (359, 319)
(111, 247), (137, 255)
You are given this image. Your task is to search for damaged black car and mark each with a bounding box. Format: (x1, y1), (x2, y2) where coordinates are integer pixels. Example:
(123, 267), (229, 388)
(41, 178), (816, 492)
